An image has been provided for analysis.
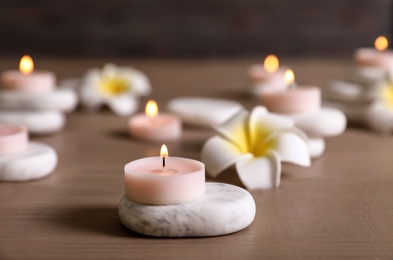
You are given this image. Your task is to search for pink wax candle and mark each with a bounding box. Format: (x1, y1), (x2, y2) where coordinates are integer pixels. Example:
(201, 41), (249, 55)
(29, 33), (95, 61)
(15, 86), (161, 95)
(128, 100), (182, 142)
(354, 36), (393, 69)
(248, 55), (287, 89)
(0, 125), (28, 155)
(261, 70), (321, 113)
(124, 144), (205, 205)
(0, 55), (56, 93)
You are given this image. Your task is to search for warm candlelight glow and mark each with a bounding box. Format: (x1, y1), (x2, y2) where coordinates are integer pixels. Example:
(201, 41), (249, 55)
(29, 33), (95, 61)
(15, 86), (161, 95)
(264, 54), (279, 73)
(160, 144), (168, 157)
(284, 69), (295, 84)
(375, 36), (388, 51)
(19, 55), (34, 75)
(145, 100), (158, 117)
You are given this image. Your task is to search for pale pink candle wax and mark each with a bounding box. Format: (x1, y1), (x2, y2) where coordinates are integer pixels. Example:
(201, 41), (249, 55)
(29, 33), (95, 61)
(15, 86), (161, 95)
(128, 100), (182, 142)
(261, 87), (321, 114)
(261, 70), (321, 114)
(248, 55), (287, 88)
(124, 156), (205, 205)
(0, 55), (55, 93)
(0, 125), (28, 155)
(354, 36), (393, 69)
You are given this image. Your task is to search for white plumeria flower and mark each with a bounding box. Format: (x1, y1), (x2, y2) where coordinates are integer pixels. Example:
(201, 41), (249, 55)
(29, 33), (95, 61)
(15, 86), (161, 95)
(366, 77), (393, 133)
(80, 64), (151, 116)
(201, 106), (311, 190)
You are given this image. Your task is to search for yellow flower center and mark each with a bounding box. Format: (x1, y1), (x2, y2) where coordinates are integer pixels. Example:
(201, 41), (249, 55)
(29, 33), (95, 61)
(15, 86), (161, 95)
(231, 122), (276, 157)
(99, 76), (130, 96)
(381, 82), (393, 109)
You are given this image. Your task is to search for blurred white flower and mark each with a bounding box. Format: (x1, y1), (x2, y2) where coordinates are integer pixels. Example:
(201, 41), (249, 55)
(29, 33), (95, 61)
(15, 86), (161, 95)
(80, 64), (151, 116)
(201, 106), (310, 190)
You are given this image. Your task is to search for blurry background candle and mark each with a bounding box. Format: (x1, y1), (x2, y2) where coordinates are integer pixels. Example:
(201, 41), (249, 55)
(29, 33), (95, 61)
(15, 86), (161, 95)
(124, 144), (205, 205)
(354, 36), (393, 70)
(128, 100), (182, 142)
(261, 69), (321, 113)
(0, 55), (56, 92)
(248, 54), (288, 95)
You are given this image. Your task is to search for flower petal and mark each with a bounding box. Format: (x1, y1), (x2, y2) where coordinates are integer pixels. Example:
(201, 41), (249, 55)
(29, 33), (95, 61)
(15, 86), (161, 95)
(308, 137), (325, 158)
(79, 83), (105, 111)
(235, 150), (281, 189)
(249, 106), (294, 145)
(271, 128), (311, 167)
(201, 136), (253, 178)
(213, 109), (249, 153)
(106, 95), (139, 117)
(126, 69), (152, 96)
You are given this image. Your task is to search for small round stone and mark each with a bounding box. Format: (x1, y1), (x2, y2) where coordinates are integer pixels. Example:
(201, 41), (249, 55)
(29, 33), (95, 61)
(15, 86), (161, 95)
(0, 88), (78, 112)
(119, 183), (256, 237)
(0, 142), (57, 181)
(0, 110), (65, 135)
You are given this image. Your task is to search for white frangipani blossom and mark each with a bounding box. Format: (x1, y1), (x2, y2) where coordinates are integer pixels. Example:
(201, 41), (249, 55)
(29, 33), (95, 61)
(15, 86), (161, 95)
(80, 64), (151, 116)
(201, 106), (311, 190)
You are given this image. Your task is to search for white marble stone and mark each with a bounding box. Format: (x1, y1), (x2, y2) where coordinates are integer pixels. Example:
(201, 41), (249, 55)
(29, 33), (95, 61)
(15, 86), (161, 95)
(308, 137), (325, 158)
(0, 110), (65, 135)
(0, 88), (78, 112)
(283, 107), (347, 137)
(167, 97), (243, 126)
(119, 183), (256, 237)
(0, 142), (57, 181)
(326, 80), (380, 103)
(323, 100), (369, 123)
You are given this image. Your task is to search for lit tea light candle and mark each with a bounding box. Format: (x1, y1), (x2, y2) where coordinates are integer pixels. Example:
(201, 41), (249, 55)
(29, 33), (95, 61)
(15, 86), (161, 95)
(355, 36), (393, 69)
(124, 144), (205, 205)
(0, 125), (28, 156)
(248, 54), (288, 95)
(0, 55), (55, 92)
(128, 100), (182, 142)
(261, 69), (321, 113)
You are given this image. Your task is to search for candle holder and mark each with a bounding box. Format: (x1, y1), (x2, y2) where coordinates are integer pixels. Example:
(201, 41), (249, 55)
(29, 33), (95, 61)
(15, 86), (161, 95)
(0, 125), (57, 181)
(118, 145), (256, 237)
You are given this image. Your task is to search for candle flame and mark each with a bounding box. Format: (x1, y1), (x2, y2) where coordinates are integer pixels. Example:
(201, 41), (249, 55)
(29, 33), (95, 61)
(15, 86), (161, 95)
(375, 36), (388, 51)
(160, 144), (168, 157)
(19, 55), (34, 75)
(264, 54), (279, 73)
(284, 69), (295, 84)
(145, 100), (158, 117)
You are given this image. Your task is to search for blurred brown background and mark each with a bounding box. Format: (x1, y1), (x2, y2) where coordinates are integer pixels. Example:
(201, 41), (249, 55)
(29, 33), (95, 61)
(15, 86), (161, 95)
(0, 0), (391, 57)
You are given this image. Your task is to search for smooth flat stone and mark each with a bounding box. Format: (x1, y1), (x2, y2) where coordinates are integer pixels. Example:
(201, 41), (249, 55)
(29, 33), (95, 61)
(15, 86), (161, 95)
(323, 100), (369, 123)
(119, 183), (256, 237)
(325, 80), (380, 103)
(308, 137), (325, 158)
(347, 66), (388, 84)
(0, 142), (57, 181)
(0, 110), (65, 135)
(0, 88), (78, 112)
(167, 97), (243, 126)
(283, 107), (347, 137)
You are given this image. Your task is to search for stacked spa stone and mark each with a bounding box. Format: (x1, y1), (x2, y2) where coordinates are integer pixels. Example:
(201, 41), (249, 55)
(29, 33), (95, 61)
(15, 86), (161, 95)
(0, 72), (78, 135)
(324, 47), (393, 133)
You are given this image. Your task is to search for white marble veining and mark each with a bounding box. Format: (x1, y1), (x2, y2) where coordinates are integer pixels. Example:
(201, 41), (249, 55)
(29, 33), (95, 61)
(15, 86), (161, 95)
(119, 183), (256, 237)
(0, 88), (78, 112)
(0, 110), (65, 135)
(167, 97), (243, 127)
(0, 142), (57, 181)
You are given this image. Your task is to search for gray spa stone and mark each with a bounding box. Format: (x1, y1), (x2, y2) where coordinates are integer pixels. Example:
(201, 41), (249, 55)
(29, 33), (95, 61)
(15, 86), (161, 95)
(0, 142), (57, 181)
(119, 183), (256, 237)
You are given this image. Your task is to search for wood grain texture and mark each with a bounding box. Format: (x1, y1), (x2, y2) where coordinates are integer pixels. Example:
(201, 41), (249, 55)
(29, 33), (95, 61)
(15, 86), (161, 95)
(0, 58), (393, 259)
(0, 0), (391, 56)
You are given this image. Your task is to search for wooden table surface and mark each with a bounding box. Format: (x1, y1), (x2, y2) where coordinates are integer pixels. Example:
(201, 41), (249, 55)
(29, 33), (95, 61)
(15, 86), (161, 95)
(1, 58), (392, 259)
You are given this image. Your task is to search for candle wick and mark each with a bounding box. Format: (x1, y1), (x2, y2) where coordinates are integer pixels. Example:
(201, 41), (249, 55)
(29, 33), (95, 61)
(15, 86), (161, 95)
(162, 156), (166, 173)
